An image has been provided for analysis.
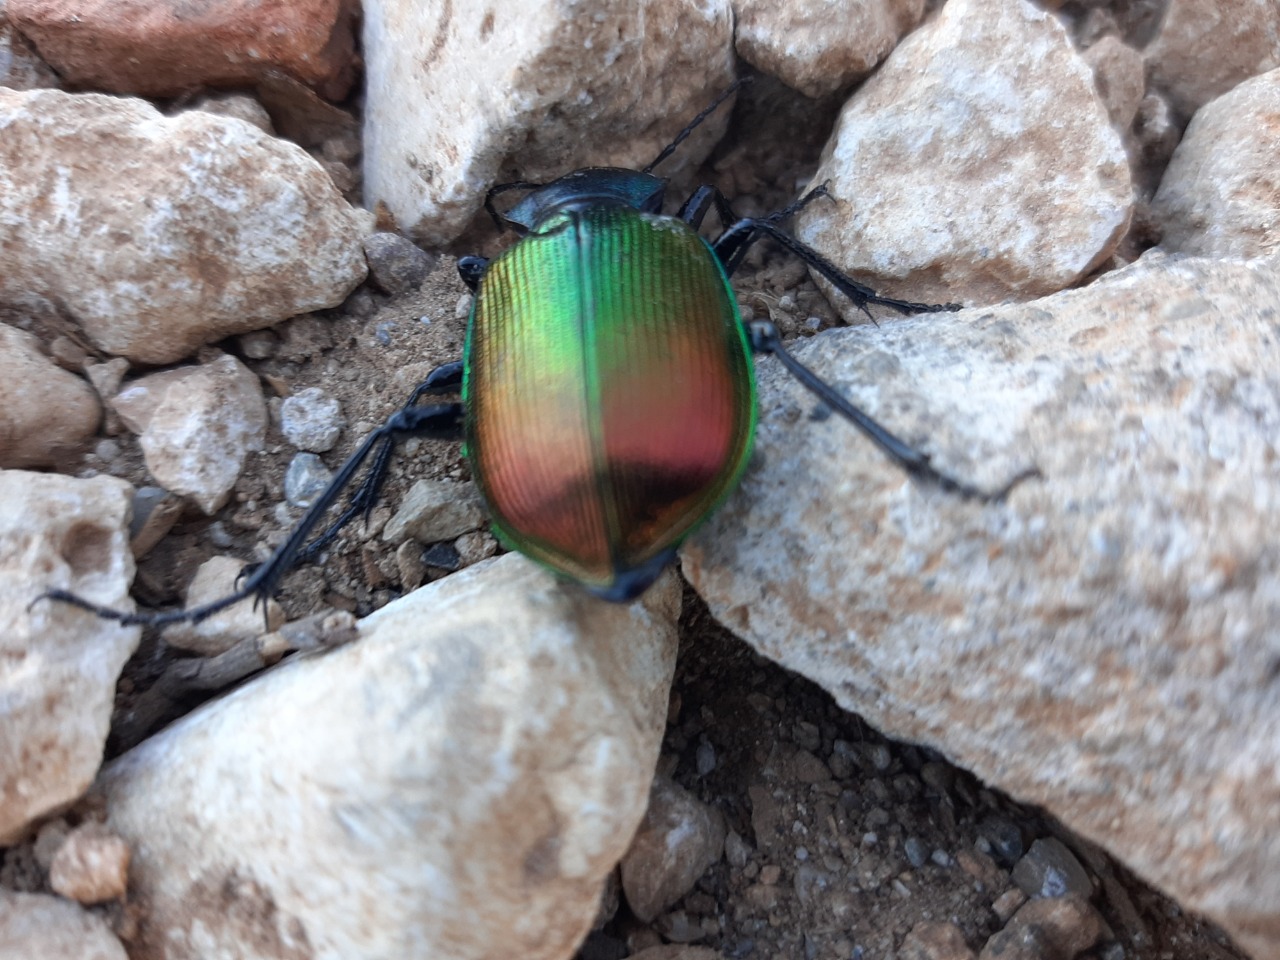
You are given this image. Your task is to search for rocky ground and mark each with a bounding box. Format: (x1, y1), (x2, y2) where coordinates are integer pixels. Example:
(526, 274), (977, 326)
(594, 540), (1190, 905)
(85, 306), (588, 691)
(2, 0), (1278, 958)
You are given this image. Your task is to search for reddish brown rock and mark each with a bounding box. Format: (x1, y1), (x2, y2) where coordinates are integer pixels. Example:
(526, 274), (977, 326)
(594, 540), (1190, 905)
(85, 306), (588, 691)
(7, 0), (358, 99)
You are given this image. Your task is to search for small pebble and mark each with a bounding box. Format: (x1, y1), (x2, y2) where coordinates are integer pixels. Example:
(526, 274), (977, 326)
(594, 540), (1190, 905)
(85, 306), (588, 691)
(421, 541), (461, 572)
(47, 823), (130, 904)
(208, 521), (234, 549)
(792, 720), (820, 752)
(363, 232), (435, 295)
(1012, 838), (1093, 899)
(724, 830), (752, 869)
(281, 387), (344, 452)
(284, 452), (333, 508)
(866, 743), (892, 772)
(695, 739), (716, 776)
(455, 530), (499, 566)
(904, 837), (928, 869)
(993, 886), (1028, 922)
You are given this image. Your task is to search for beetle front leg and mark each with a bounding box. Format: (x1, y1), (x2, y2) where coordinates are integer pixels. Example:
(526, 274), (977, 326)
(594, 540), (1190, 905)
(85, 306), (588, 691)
(711, 185), (960, 318)
(747, 320), (1037, 502)
(296, 362), (465, 562)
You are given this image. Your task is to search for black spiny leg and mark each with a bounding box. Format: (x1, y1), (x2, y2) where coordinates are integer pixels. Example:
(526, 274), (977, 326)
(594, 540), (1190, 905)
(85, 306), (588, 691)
(38, 398), (465, 627)
(295, 360), (465, 564)
(748, 321), (1037, 501)
(709, 183), (961, 318)
(694, 182), (1036, 499)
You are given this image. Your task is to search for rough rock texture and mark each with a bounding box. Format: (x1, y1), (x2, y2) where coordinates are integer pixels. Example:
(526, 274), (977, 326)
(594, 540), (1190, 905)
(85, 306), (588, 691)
(682, 254), (1280, 960)
(112, 353), (267, 514)
(0, 471), (137, 844)
(978, 895), (1107, 960)
(621, 776), (727, 923)
(732, 0), (925, 98)
(900, 922), (975, 960)
(796, 0), (1131, 312)
(1082, 34), (1146, 130)
(7, 0), (358, 99)
(98, 553), (681, 960)
(0, 88), (368, 364)
(382, 478), (487, 544)
(1143, 0), (1280, 118)
(1152, 68), (1280, 259)
(362, 0), (735, 245)
(0, 890), (128, 959)
(47, 822), (131, 904)
(0, 323), (100, 468)
(0, 5), (60, 89)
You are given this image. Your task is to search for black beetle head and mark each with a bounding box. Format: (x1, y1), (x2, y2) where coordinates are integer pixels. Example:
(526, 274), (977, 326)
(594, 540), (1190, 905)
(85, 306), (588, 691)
(500, 168), (667, 234)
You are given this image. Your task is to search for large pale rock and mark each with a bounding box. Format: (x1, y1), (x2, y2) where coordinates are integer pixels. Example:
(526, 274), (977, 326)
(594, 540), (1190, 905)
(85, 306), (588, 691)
(8, 0), (358, 99)
(0, 890), (128, 960)
(98, 553), (681, 960)
(0, 88), (368, 364)
(112, 353), (267, 514)
(0, 471), (137, 844)
(363, 0), (735, 245)
(733, 0), (925, 98)
(796, 0), (1131, 312)
(1143, 0), (1280, 117)
(682, 253), (1280, 960)
(0, 323), (100, 468)
(1152, 68), (1280, 259)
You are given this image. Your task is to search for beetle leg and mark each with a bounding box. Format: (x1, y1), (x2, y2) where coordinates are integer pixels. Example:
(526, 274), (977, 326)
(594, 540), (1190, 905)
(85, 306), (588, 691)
(677, 185), (738, 233)
(713, 186), (960, 318)
(457, 256), (489, 292)
(747, 321), (1038, 502)
(296, 364), (465, 562)
(38, 401), (466, 628)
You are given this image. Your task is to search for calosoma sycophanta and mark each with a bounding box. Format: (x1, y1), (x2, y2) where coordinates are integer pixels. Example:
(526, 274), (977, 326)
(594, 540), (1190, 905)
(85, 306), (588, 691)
(44, 80), (1032, 624)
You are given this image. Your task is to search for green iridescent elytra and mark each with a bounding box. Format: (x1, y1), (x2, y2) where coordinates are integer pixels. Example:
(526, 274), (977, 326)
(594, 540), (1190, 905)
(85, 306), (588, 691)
(463, 196), (756, 601)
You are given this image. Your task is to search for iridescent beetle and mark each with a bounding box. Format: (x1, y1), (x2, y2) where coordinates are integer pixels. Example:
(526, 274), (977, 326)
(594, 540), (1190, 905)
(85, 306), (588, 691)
(46, 81), (1029, 625)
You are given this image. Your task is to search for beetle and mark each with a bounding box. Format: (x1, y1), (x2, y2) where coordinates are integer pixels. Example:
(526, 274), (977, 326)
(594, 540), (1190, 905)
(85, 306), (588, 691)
(44, 80), (1031, 625)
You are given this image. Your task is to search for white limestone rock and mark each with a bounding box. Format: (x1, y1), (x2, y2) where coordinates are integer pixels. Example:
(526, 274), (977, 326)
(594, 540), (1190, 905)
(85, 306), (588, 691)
(98, 553), (681, 960)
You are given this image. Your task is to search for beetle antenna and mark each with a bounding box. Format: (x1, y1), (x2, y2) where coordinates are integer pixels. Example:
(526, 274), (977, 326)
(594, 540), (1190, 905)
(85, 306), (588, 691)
(643, 77), (748, 175)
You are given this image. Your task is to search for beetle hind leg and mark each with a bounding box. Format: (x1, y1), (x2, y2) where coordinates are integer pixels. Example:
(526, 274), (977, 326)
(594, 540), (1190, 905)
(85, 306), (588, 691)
(747, 321), (1038, 502)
